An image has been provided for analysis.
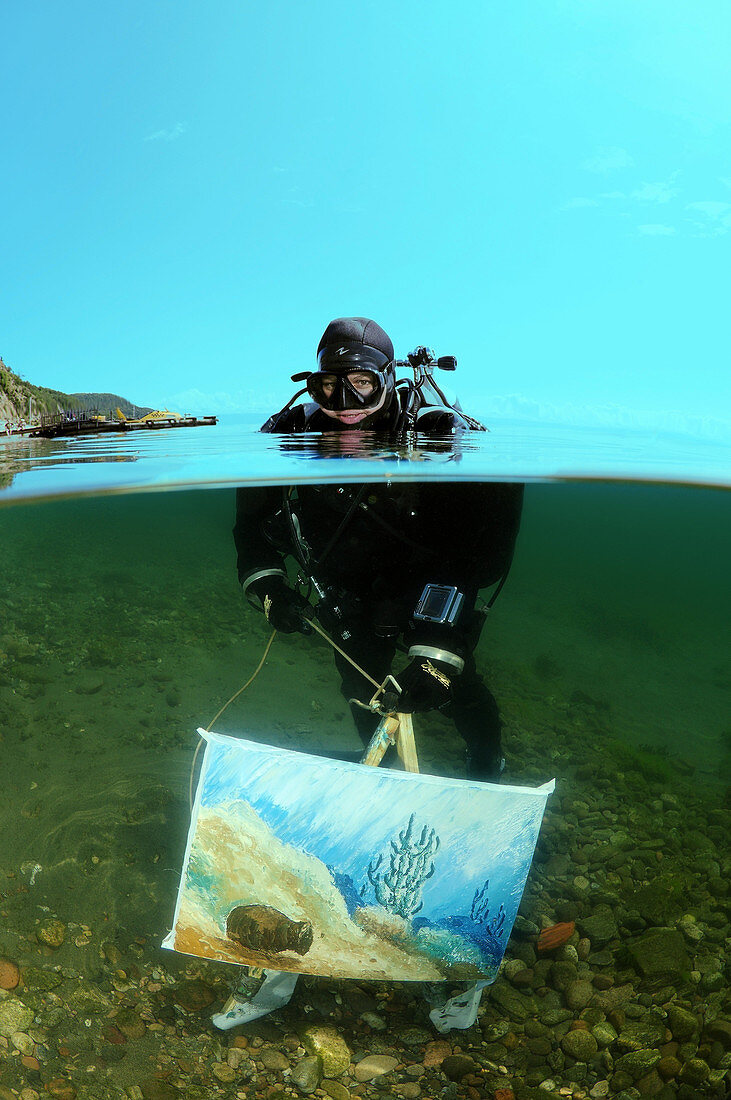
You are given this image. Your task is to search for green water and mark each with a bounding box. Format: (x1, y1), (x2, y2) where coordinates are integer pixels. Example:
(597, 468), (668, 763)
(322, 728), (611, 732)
(0, 481), (729, 1095)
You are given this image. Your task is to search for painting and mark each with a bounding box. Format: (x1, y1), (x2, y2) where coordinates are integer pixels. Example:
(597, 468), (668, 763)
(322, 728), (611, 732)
(163, 729), (554, 982)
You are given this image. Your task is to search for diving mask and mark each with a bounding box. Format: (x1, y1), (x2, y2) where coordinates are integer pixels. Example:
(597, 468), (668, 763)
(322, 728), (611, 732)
(306, 345), (393, 412)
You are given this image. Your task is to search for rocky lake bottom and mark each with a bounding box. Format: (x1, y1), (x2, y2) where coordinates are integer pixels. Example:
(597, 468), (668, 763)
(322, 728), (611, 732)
(0, 484), (729, 1099)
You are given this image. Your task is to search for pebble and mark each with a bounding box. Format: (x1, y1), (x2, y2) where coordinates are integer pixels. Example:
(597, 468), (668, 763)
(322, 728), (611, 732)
(75, 675), (104, 695)
(37, 919), (66, 949)
(171, 977), (216, 1011)
(706, 1018), (731, 1049)
(397, 1024), (432, 1045)
(441, 1054), (477, 1081)
(11, 1031), (35, 1055)
(45, 1082), (77, 1100)
(212, 1062), (237, 1083)
(678, 1056), (710, 1085)
(591, 1022), (617, 1047)
(656, 1054), (682, 1079)
(503, 959), (528, 981)
(360, 1011), (387, 1030)
(422, 1039), (451, 1066)
(666, 1004), (697, 1041)
(565, 979), (594, 1011)
(321, 1082), (350, 1100)
(0, 999), (35, 1038)
(561, 1029), (598, 1060)
(259, 1047), (290, 1070)
(302, 1025), (351, 1076)
(615, 1049), (661, 1078)
(354, 1054), (398, 1081)
(115, 1008), (147, 1040)
(0, 959), (20, 991)
(291, 1054), (323, 1093)
(227, 1046), (250, 1069)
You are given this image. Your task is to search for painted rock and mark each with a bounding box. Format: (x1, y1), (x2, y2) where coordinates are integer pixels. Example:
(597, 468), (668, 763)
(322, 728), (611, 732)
(226, 903), (313, 956)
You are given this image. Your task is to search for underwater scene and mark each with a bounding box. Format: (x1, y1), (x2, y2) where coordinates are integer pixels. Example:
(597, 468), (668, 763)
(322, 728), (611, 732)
(0, 480), (729, 1099)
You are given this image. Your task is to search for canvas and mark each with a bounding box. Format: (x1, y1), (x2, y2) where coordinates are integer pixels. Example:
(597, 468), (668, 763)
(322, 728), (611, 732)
(163, 730), (554, 982)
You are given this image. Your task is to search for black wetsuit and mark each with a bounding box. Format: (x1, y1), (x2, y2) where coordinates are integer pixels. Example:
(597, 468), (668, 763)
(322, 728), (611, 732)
(233, 464), (523, 773)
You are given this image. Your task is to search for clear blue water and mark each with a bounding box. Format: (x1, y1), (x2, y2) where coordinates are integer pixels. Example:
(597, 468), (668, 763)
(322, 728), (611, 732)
(1, 414), (729, 501)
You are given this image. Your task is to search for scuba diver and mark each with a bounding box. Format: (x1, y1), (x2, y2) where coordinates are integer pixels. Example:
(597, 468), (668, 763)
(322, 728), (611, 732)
(233, 317), (524, 782)
(219, 317), (524, 1036)
(261, 315), (487, 434)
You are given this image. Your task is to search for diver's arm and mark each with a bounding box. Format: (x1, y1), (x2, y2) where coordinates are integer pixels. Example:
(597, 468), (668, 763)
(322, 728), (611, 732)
(398, 612), (473, 712)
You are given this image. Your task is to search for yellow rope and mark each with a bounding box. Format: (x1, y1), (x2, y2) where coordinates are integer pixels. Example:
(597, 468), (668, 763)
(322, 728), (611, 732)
(205, 628), (278, 731)
(307, 618), (381, 690)
(188, 615), (382, 811)
(188, 628), (277, 811)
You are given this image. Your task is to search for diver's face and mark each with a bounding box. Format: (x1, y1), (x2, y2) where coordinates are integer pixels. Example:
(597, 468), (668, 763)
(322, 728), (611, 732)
(318, 372), (380, 425)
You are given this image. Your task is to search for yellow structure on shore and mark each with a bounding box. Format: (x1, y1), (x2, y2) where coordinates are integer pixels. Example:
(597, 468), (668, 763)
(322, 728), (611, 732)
(115, 407), (184, 423)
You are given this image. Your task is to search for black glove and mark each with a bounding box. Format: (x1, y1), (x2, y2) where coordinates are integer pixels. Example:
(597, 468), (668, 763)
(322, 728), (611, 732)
(397, 657), (455, 712)
(247, 576), (312, 635)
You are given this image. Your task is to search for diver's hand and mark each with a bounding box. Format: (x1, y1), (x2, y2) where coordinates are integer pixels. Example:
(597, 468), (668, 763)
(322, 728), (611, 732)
(397, 657), (454, 712)
(248, 576), (313, 635)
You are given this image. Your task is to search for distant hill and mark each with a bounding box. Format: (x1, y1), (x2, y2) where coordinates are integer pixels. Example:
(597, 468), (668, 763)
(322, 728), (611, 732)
(0, 357), (151, 424)
(68, 393), (153, 418)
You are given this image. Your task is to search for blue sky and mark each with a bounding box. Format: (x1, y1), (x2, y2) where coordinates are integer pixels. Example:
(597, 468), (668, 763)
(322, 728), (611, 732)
(2, 1), (730, 434)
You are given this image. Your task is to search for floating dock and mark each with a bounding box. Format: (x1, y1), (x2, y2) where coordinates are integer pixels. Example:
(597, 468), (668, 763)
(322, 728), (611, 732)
(29, 413), (217, 439)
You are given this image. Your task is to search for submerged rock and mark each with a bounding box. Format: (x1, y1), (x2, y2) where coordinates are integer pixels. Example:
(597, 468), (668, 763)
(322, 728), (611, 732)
(705, 1017), (731, 1049)
(354, 1054), (398, 1081)
(630, 874), (685, 925)
(561, 1028), (598, 1061)
(615, 1048), (661, 1079)
(666, 1004), (698, 1042)
(0, 998), (35, 1037)
(37, 918), (66, 948)
(626, 928), (689, 978)
(0, 957), (20, 990)
(577, 908), (618, 947)
(301, 1025), (351, 1077)
(616, 1021), (666, 1051)
(441, 1054), (477, 1080)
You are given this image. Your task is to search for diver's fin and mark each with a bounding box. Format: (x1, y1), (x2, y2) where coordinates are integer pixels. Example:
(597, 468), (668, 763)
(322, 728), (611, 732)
(427, 980), (489, 1033)
(211, 969), (300, 1030)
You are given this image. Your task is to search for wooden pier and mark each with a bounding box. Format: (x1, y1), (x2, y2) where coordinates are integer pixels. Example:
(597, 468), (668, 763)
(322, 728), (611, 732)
(29, 412), (217, 439)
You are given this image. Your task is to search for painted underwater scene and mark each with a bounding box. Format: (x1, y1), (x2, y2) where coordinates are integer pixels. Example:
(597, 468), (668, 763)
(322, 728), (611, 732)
(165, 731), (553, 980)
